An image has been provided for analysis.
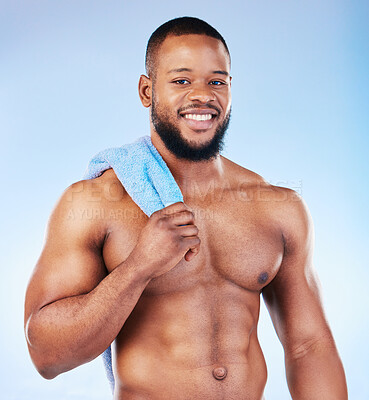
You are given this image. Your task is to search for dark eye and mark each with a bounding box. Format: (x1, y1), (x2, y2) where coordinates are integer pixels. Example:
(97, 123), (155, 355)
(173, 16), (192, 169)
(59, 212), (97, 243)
(210, 80), (224, 86)
(174, 79), (190, 85)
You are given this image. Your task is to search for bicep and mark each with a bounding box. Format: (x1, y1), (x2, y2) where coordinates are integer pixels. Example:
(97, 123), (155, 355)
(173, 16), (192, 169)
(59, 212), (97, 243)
(262, 192), (332, 353)
(25, 183), (108, 321)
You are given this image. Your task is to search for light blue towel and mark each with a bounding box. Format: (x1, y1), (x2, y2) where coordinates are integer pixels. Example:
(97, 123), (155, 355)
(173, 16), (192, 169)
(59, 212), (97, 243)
(83, 135), (183, 393)
(84, 135), (183, 215)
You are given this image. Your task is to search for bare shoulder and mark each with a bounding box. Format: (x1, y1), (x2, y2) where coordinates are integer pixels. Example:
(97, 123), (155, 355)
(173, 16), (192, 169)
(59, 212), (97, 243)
(223, 157), (312, 239)
(24, 171), (128, 319)
(222, 156), (297, 198)
(221, 155), (266, 185)
(63, 168), (127, 205)
(250, 179), (314, 251)
(48, 169), (129, 247)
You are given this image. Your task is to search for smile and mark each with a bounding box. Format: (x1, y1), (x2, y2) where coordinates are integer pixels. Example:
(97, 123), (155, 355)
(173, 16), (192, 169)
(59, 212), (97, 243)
(184, 114), (213, 121)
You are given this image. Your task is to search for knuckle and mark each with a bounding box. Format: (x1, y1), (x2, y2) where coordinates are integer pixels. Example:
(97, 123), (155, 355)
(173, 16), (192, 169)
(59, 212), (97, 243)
(156, 216), (169, 230)
(183, 210), (195, 220)
(180, 203), (193, 213)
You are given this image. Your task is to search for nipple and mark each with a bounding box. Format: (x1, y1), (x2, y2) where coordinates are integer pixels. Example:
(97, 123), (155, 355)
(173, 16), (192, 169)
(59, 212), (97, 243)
(212, 366), (227, 380)
(258, 272), (268, 285)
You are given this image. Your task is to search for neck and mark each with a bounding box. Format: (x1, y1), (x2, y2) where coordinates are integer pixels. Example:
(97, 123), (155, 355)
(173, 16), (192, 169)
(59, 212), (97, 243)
(150, 132), (225, 195)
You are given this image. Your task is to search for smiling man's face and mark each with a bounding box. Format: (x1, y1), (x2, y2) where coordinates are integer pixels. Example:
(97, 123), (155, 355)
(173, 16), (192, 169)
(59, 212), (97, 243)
(149, 34), (232, 161)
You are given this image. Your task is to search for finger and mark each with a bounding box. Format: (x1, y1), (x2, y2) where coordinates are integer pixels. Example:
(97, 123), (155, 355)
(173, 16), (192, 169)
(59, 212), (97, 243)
(151, 202), (185, 219)
(184, 246), (200, 262)
(177, 225), (199, 237)
(169, 210), (196, 226)
(184, 249), (194, 262)
(182, 236), (201, 260)
(161, 201), (190, 215)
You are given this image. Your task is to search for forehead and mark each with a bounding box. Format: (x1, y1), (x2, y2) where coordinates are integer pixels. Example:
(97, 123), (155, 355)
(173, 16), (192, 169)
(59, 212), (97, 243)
(155, 34), (230, 74)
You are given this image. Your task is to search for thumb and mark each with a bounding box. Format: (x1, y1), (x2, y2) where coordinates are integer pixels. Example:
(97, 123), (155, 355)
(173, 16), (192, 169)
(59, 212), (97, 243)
(184, 247), (199, 262)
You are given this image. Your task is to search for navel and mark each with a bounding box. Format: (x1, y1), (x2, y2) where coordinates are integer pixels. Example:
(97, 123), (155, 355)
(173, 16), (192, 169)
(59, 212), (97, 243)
(258, 272), (269, 285)
(212, 366), (228, 380)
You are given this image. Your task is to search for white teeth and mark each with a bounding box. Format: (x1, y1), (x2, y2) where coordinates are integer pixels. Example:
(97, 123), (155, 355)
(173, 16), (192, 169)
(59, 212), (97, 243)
(184, 114), (212, 121)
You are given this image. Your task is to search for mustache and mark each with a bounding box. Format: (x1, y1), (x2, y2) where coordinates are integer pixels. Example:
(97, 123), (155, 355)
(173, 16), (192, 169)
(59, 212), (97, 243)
(177, 103), (221, 115)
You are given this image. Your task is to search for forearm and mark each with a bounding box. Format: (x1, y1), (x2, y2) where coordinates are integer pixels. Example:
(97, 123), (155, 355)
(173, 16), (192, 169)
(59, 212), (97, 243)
(285, 340), (347, 400)
(25, 256), (151, 379)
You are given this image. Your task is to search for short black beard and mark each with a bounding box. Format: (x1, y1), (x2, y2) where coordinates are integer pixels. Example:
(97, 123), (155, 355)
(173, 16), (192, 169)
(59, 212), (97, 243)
(151, 95), (231, 162)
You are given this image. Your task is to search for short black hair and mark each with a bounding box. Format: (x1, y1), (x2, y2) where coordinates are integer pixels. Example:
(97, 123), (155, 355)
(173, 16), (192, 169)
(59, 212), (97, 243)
(145, 16), (230, 79)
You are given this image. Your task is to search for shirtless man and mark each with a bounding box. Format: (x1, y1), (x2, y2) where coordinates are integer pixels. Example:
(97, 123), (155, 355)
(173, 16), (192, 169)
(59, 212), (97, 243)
(24, 17), (347, 399)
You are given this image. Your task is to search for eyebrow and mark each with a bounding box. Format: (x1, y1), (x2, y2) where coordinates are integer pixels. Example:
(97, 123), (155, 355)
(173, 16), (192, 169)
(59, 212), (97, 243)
(167, 68), (229, 76)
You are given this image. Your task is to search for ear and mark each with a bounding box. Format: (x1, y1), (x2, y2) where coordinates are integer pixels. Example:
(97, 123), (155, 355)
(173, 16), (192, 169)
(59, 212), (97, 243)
(138, 74), (152, 108)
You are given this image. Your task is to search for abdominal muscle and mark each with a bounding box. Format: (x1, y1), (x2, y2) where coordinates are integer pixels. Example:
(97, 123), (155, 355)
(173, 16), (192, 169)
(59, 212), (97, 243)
(113, 283), (268, 400)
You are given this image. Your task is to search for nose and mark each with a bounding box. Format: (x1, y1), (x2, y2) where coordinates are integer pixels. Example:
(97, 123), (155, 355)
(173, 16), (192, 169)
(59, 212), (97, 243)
(187, 83), (215, 103)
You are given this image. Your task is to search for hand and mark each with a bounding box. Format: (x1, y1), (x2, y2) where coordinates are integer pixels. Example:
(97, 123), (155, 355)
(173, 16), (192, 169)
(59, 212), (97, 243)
(129, 202), (201, 279)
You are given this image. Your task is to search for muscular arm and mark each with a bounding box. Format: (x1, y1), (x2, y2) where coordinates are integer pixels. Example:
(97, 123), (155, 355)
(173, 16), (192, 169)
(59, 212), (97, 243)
(24, 181), (151, 379)
(262, 190), (347, 399)
(24, 180), (200, 380)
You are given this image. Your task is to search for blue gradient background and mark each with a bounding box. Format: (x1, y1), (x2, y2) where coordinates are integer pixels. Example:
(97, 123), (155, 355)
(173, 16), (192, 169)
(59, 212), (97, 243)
(1, 1), (368, 399)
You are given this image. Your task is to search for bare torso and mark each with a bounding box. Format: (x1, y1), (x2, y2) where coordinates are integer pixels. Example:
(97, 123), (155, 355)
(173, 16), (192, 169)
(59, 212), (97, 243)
(24, 26), (347, 400)
(95, 157), (286, 399)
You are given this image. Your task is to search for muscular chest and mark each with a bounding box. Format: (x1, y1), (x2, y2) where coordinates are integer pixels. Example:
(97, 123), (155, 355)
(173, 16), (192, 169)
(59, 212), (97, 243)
(102, 194), (284, 294)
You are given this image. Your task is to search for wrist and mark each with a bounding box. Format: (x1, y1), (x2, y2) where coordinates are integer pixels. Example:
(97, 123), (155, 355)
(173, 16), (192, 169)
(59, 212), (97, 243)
(122, 248), (158, 284)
